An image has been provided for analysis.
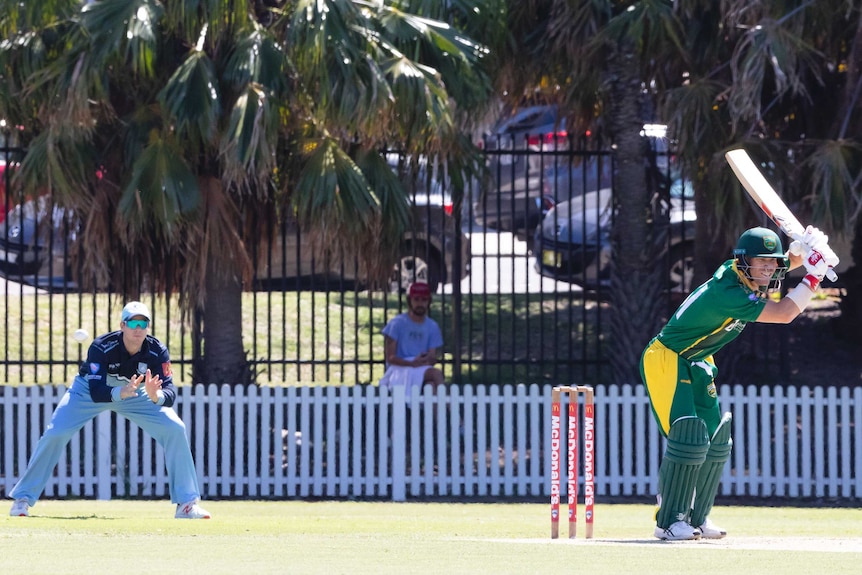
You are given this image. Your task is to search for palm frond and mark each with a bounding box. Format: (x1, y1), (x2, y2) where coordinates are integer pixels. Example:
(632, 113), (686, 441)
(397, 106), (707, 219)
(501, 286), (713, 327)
(384, 57), (451, 138)
(119, 138), (201, 238)
(81, 0), (162, 77)
(15, 129), (95, 203)
(220, 83), (279, 188)
(158, 50), (221, 149)
(223, 30), (291, 94)
(292, 137), (380, 238)
(660, 80), (729, 163)
(727, 15), (821, 135)
(599, 0), (687, 67)
(0, 0), (78, 37)
(803, 139), (862, 234)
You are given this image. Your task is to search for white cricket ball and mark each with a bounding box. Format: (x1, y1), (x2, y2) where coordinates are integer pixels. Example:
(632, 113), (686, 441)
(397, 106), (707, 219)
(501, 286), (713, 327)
(73, 329), (90, 343)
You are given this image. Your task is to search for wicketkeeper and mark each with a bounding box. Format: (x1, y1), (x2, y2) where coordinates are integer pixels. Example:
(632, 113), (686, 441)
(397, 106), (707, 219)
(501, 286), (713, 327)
(640, 226), (838, 540)
(9, 302), (210, 519)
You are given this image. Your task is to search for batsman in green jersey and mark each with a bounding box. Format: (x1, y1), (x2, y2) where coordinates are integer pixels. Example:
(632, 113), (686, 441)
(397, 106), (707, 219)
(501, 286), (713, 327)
(640, 226), (839, 541)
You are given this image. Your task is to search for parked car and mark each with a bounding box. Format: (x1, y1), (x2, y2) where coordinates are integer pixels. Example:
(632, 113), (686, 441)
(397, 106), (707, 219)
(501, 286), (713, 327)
(534, 176), (696, 293)
(0, 190), (468, 294)
(257, 190), (469, 293)
(255, 154), (470, 293)
(476, 106), (655, 241)
(0, 197), (75, 283)
(0, 152), (470, 293)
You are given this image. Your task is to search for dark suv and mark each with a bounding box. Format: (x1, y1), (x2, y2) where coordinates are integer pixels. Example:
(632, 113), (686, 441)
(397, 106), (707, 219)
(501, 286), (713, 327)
(533, 177), (695, 293)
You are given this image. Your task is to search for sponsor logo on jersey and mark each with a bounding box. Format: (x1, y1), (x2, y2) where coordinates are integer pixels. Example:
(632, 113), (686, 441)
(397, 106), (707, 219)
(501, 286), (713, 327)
(162, 362), (172, 377)
(89, 363), (100, 373)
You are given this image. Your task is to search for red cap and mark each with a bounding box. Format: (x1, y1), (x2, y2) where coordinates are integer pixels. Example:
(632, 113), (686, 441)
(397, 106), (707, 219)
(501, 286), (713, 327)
(407, 282), (431, 298)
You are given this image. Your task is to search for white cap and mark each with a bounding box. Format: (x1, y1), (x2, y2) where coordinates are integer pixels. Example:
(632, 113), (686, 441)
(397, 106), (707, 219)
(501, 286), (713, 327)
(121, 301), (151, 322)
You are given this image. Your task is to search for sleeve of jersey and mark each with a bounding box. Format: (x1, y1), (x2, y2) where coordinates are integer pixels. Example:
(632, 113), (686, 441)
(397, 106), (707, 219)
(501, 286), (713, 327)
(85, 345), (114, 403)
(153, 344), (177, 408)
(716, 282), (767, 323)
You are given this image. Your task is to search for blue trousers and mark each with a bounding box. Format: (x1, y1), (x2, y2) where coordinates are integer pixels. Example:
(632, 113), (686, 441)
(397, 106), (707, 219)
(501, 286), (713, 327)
(10, 377), (201, 506)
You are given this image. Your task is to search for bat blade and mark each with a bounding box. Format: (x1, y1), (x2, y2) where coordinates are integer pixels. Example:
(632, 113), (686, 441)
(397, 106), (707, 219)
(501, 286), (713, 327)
(725, 149), (837, 282)
(725, 149), (805, 239)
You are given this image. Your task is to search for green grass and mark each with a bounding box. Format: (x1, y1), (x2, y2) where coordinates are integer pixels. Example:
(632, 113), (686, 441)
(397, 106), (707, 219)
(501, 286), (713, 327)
(0, 500), (860, 574)
(0, 290), (604, 386)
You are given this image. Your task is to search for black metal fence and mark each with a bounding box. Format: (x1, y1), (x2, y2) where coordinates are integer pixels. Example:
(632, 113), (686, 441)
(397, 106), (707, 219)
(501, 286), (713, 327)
(0, 136), (788, 387)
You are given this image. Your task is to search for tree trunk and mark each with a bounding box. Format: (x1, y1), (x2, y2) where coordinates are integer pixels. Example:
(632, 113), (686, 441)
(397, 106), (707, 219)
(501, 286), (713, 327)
(194, 252), (253, 385)
(606, 49), (667, 385)
(693, 169), (728, 287)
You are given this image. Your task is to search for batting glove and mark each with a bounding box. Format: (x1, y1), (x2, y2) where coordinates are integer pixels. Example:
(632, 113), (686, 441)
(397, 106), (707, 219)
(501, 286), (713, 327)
(802, 245), (839, 290)
(801, 225), (830, 253)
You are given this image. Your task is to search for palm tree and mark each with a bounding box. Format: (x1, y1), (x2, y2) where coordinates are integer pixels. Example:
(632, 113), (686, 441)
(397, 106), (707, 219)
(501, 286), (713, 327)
(488, 1), (696, 383)
(0, 0), (497, 383)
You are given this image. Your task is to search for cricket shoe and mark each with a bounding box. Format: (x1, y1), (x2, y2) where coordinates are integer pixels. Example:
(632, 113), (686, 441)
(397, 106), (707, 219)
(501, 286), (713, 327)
(175, 499), (211, 519)
(654, 520), (701, 541)
(9, 499), (30, 517)
(697, 518), (727, 539)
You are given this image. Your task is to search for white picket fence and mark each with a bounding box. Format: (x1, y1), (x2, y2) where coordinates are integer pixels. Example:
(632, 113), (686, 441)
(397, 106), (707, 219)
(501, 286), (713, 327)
(1, 383), (860, 502)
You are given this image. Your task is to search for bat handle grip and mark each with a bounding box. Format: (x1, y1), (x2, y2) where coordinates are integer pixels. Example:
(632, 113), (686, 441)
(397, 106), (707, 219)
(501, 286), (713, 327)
(789, 232), (839, 282)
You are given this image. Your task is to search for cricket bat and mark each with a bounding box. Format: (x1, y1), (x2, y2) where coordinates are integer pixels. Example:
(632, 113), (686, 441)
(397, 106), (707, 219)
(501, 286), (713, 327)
(725, 149), (838, 282)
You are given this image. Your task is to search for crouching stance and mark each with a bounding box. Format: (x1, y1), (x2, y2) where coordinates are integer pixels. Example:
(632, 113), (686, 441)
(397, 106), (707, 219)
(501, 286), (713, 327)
(9, 302), (210, 519)
(641, 227), (838, 540)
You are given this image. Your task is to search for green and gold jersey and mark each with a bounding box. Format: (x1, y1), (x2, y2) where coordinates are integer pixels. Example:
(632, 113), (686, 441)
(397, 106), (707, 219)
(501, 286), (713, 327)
(656, 260), (767, 361)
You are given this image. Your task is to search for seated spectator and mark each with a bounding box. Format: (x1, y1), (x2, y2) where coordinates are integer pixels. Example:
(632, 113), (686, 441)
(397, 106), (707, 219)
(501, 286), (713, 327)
(378, 282), (445, 397)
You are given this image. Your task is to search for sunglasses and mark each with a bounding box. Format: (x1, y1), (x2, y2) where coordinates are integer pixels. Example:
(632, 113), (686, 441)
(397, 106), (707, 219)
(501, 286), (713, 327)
(125, 319), (150, 330)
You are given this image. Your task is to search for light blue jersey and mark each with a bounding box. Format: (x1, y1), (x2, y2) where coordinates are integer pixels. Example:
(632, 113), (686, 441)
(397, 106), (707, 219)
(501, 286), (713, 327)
(382, 313), (443, 361)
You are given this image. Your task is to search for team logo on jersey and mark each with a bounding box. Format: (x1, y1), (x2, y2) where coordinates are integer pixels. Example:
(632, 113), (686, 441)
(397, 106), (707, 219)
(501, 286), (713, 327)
(162, 362), (172, 377)
(89, 363), (100, 373)
(707, 382), (717, 398)
(137, 362), (148, 375)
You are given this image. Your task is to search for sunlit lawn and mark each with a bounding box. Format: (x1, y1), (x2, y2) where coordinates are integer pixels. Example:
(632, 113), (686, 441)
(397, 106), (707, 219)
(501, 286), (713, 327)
(0, 290), (603, 386)
(1, 500), (860, 575)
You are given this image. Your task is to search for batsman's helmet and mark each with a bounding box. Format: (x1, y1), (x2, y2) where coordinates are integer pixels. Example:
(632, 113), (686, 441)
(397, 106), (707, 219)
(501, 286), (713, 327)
(733, 227), (789, 290)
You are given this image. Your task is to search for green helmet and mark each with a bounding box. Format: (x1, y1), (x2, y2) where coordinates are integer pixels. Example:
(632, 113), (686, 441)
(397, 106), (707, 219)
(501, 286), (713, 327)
(733, 227), (789, 288)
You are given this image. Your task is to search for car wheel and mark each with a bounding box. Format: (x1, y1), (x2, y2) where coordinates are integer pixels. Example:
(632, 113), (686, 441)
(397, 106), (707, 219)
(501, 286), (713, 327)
(389, 244), (442, 293)
(668, 242), (695, 294)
